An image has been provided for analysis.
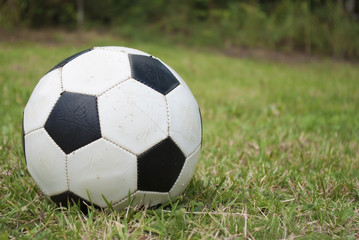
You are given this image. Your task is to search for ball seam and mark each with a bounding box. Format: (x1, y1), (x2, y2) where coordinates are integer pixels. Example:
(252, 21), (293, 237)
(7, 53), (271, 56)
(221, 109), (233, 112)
(93, 47), (127, 53)
(59, 67), (64, 91)
(111, 190), (138, 207)
(102, 137), (136, 157)
(164, 95), (171, 136)
(96, 76), (131, 97)
(65, 155), (70, 190)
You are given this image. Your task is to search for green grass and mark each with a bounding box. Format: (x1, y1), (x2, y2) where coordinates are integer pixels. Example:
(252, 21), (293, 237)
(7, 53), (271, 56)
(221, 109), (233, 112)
(1, 31), (359, 239)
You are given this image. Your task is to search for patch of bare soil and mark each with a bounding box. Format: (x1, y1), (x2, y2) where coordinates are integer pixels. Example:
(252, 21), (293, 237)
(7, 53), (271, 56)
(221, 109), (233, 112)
(221, 45), (359, 65)
(0, 28), (119, 46)
(1, 28), (356, 64)
(221, 46), (320, 64)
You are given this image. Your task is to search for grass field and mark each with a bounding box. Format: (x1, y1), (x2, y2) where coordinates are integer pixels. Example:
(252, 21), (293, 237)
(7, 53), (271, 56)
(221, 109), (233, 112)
(0, 31), (358, 239)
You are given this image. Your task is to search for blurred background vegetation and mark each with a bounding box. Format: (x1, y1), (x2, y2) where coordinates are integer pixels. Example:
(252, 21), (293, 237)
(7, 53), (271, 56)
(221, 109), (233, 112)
(1, 0), (359, 59)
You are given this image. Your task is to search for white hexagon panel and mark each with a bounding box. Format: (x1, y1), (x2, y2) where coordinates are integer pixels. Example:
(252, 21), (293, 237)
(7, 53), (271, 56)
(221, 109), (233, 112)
(25, 128), (67, 196)
(98, 79), (168, 155)
(67, 138), (137, 208)
(23, 69), (62, 135)
(62, 48), (131, 96)
(166, 84), (202, 157)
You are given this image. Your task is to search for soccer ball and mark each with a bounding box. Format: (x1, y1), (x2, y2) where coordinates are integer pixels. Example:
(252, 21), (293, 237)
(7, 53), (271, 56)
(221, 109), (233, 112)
(22, 46), (202, 211)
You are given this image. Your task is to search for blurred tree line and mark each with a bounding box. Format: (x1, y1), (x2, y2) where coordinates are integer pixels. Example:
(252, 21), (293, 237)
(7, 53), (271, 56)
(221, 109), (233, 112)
(1, 0), (359, 58)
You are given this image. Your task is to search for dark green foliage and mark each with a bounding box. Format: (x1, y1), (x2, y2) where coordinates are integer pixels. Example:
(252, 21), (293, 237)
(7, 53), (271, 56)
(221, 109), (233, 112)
(27, 0), (76, 27)
(0, 0), (76, 27)
(0, 0), (359, 57)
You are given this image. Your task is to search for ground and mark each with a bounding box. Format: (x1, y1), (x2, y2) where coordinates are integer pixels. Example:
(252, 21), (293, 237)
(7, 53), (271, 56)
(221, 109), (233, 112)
(0, 29), (358, 239)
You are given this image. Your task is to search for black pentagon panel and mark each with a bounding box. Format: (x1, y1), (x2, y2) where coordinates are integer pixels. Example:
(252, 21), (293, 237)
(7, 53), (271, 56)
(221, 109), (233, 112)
(129, 54), (180, 95)
(137, 137), (186, 192)
(50, 190), (101, 213)
(45, 92), (101, 154)
(48, 48), (93, 73)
